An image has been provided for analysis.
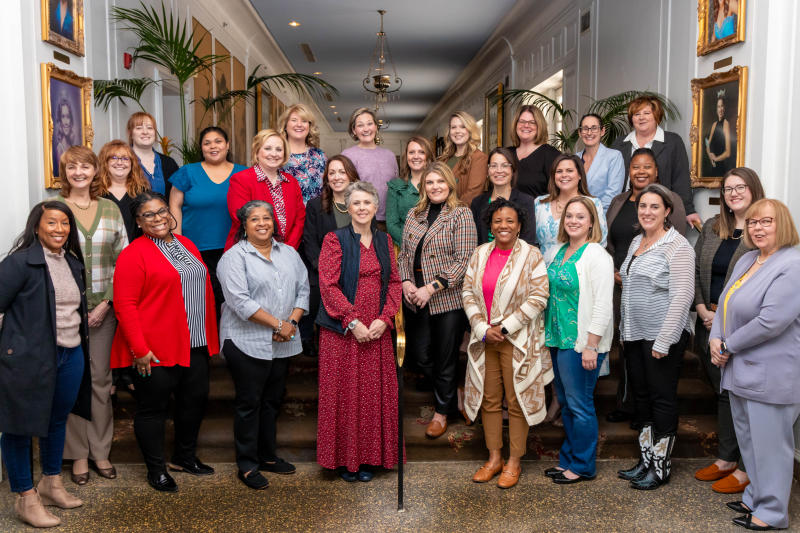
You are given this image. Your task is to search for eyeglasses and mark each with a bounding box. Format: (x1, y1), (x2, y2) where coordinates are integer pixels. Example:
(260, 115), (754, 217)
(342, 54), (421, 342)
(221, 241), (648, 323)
(137, 207), (169, 221)
(517, 120), (536, 127)
(722, 184), (748, 195)
(489, 163), (512, 170)
(746, 217), (773, 228)
(109, 156), (131, 162)
(580, 126), (600, 134)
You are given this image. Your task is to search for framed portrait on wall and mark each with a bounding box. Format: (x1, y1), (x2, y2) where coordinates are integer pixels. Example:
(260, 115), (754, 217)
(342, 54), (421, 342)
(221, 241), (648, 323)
(41, 0), (85, 56)
(697, 0), (746, 56)
(255, 84), (271, 131)
(41, 63), (93, 189)
(483, 83), (503, 153)
(690, 66), (747, 189)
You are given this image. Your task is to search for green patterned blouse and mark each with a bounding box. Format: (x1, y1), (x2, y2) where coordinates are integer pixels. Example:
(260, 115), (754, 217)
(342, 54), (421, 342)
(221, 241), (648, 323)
(545, 243), (588, 349)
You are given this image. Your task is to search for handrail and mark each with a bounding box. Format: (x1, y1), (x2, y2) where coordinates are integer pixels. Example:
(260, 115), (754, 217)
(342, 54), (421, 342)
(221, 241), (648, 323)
(394, 243), (406, 368)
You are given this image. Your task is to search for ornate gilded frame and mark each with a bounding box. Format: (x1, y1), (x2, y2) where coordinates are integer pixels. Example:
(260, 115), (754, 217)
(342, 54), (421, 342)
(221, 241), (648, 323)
(483, 83), (503, 153)
(697, 0), (746, 57)
(690, 66), (747, 189)
(41, 0), (85, 57)
(41, 63), (93, 189)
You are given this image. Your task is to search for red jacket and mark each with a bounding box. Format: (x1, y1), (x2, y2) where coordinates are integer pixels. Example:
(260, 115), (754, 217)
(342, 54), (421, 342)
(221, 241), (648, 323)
(111, 234), (219, 368)
(225, 167), (306, 251)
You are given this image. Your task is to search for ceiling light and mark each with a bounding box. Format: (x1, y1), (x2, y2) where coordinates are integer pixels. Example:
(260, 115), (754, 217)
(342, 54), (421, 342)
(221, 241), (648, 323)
(289, 21), (300, 27)
(330, 105), (335, 108)
(334, 112), (338, 114)
(313, 71), (322, 75)
(363, 10), (402, 105)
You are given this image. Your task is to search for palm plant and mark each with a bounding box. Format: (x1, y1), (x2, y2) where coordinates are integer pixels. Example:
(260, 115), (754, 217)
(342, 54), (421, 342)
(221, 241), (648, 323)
(493, 89), (681, 152)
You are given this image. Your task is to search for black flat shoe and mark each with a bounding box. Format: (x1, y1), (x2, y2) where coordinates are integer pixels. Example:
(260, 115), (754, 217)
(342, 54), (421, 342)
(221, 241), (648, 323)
(259, 458), (296, 475)
(629, 420), (641, 431)
(544, 467), (565, 478)
(147, 472), (178, 492)
(551, 472), (595, 484)
(169, 458), (214, 476)
(606, 410), (634, 423)
(732, 514), (785, 530)
(238, 470), (269, 490)
(728, 501), (753, 514)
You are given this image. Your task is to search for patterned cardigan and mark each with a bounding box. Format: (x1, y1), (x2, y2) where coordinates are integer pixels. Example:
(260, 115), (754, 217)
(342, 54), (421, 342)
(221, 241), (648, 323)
(461, 239), (552, 426)
(397, 203), (477, 315)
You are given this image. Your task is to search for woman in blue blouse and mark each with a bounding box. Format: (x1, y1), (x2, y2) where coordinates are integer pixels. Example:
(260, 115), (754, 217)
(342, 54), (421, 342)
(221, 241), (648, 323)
(575, 114), (625, 214)
(713, 0), (739, 41)
(127, 112), (180, 200)
(278, 104), (327, 205)
(169, 127), (247, 319)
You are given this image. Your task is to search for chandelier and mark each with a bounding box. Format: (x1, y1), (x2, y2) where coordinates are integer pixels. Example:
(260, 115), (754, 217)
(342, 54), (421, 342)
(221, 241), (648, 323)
(363, 10), (402, 105)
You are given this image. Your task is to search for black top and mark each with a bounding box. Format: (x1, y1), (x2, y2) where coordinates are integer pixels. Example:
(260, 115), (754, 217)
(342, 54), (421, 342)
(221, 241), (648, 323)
(413, 202), (448, 288)
(470, 189), (538, 246)
(609, 196), (640, 271)
(710, 229), (743, 304)
(101, 192), (135, 243)
(507, 144), (561, 199)
(708, 119), (730, 178)
(157, 152), (180, 203)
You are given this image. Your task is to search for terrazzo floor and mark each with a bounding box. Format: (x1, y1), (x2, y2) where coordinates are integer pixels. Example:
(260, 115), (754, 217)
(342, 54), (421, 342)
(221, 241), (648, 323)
(1, 460), (799, 532)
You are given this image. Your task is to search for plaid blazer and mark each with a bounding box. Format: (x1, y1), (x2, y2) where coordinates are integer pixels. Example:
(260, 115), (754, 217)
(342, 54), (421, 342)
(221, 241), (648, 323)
(398, 203), (477, 315)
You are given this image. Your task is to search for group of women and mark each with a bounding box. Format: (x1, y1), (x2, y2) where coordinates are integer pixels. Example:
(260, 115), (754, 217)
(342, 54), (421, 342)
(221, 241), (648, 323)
(1, 95), (798, 531)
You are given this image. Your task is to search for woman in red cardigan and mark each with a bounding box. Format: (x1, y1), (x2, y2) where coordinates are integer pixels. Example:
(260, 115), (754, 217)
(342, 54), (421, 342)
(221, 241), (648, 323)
(225, 129), (305, 251)
(111, 191), (219, 493)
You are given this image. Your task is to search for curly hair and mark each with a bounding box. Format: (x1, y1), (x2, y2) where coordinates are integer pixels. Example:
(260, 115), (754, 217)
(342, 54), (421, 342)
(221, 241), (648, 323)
(480, 197), (528, 239)
(129, 191), (177, 240)
(277, 104), (320, 149)
(233, 200), (281, 244)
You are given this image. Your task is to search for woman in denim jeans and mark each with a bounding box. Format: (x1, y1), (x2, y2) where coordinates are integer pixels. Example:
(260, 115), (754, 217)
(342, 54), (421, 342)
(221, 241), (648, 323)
(0, 202), (92, 527)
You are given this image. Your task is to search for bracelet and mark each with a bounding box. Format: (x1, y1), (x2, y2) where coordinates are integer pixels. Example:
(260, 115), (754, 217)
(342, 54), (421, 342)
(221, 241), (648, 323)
(425, 285), (433, 296)
(585, 345), (599, 352)
(277, 319), (282, 333)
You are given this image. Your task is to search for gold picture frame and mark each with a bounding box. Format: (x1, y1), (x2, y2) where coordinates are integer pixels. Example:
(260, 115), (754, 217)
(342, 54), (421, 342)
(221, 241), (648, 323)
(41, 0), (85, 57)
(690, 66), (747, 189)
(697, 0), (746, 57)
(483, 83), (503, 152)
(41, 63), (93, 189)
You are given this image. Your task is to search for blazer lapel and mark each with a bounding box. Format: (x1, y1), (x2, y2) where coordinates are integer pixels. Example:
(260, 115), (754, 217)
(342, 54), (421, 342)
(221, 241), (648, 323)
(426, 205), (453, 242)
(651, 140), (667, 159)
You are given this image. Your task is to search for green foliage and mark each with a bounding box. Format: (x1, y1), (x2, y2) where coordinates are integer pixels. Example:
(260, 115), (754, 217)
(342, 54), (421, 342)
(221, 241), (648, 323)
(93, 78), (158, 113)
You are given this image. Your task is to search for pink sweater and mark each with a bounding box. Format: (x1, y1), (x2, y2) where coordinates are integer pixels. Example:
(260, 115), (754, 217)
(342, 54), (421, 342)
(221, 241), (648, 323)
(340, 145), (399, 221)
(482, 247), (513, 323)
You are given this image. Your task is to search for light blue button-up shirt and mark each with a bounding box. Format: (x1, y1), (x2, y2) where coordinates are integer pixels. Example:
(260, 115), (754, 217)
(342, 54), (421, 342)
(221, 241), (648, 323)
(217, 239), (310, 360)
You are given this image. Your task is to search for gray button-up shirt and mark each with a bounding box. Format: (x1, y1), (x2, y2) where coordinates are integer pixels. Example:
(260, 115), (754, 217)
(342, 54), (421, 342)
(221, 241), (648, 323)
(218, 239), (310, 360)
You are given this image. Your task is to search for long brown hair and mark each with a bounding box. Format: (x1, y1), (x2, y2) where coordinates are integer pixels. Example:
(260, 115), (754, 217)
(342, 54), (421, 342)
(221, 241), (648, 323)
(541, 153), (592, 203)
(437, 111), (482, 176)
(713, 0), (730, 23)
(413, 161), (463, 217)
(400, 136), (434, 182)
(320, 155), (360, 214)
(712, 167), (766, 240)
(487, 147), (518, 190)
(96, 140), (150, 198)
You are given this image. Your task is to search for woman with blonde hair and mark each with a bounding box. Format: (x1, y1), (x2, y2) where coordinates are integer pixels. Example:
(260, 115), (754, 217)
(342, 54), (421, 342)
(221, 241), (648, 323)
(437, 111), (488, 207)
(226, 129), (305, 251)
(342, 108), (399, 227)
(398, 161), (477, 438)
(277, 104), (327, 205)
(126, 112), (180, 199)
(386, 136), (433, 245)
(506, 105), (561, 199)
(97, 140), (151, 243)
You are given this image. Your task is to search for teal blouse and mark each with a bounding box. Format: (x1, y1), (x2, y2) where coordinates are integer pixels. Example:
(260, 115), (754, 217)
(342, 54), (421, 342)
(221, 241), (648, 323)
(545, 243), (588, 349)
(386, 177), (421, 245)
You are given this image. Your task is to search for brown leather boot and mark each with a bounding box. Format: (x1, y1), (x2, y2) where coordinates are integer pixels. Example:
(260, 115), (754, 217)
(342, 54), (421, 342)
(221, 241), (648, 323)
(37, 475), (84, 508)
(15, 490), (61, 528)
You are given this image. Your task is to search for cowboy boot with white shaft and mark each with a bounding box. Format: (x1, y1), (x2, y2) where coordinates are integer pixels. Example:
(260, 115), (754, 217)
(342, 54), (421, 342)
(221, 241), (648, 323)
(630, 433), (675, 490)
(618, 423), (652, 481)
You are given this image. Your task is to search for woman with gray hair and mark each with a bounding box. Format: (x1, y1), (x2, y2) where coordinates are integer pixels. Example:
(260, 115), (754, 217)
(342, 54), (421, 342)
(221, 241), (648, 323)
(316, 181), (403, 483)
(617, 183), (695, 490)
(217, 200), (310, 490)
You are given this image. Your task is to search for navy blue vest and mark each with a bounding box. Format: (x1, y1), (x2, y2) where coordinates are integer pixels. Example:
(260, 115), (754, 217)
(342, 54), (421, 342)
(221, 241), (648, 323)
(316, 225), (392, 335)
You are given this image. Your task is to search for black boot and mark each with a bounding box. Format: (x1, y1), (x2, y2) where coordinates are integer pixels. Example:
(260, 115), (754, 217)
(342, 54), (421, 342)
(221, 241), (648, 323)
(618, 423), (652, 481)
(630, 433), (675, 490)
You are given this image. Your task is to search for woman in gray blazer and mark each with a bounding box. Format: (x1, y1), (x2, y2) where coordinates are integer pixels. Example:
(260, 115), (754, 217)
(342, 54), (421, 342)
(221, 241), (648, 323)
(693, 168), (764, 495)
(710, 199), (800, 531)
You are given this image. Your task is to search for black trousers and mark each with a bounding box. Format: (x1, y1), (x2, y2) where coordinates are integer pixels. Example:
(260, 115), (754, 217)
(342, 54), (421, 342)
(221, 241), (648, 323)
(613, 285), (635, 414)
(624, 330), (690, 436)
(132, 346), (210, 473)
(405, 304), (467, 415)
(200, 248), (225, 321)
(299, 284), (321, 341)
(224, 340), (290, 473)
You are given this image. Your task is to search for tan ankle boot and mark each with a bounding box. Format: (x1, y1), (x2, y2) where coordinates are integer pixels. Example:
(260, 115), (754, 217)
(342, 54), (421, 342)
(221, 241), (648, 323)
(15, 490), (61, 528)
(37, 474), (84, 508)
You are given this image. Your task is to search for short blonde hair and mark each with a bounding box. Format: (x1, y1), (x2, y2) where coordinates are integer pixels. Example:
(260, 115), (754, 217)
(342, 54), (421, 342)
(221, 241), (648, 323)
(743, 199), (800, 249)
(59, 145), (100, 199)
(413, 161), (463, 217)
(277, 104), (320, 148)
(348, 108), (378, 142)
(251, 129), (289, 167)
(510, 105), (549, 146)
(557, 196), (603, 244)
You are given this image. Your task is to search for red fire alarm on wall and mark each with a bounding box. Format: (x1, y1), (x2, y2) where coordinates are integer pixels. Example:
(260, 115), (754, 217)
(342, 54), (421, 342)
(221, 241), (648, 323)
(124, 53), (132, 70)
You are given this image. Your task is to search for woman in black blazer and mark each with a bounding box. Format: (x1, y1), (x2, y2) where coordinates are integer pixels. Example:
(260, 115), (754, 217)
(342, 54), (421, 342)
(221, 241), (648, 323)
(610, 95), (700, 228)
(127, 112), (180, 201)
(303, 155), (370, 356)
(0, 202), (92, 527)
(470, 147), (537, 246)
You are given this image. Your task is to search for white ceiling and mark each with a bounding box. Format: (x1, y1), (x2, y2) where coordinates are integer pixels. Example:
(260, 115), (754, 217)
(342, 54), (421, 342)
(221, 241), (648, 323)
(249, 0), (519, 132)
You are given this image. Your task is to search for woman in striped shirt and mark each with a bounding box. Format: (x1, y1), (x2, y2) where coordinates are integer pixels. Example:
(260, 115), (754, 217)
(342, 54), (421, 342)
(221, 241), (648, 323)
(617, 183), (694, 491)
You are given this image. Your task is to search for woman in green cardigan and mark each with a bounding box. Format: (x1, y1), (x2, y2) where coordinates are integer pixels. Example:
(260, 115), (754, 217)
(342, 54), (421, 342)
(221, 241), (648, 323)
(386, 136), (433, 245)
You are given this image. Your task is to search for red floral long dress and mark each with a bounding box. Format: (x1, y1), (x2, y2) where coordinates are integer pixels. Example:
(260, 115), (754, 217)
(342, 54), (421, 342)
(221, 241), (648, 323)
(316, 231), (405, 472)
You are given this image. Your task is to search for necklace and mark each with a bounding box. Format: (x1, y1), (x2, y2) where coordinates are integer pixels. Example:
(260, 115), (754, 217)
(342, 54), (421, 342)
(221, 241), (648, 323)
(333, 201), (348, 214)
(67, 197), (92, 210)
(756, 254), (770, 265)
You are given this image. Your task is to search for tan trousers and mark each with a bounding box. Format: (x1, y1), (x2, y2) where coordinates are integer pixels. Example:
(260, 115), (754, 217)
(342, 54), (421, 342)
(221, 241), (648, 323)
(63, 310), (116, 461)
(481, 340), (529, 458)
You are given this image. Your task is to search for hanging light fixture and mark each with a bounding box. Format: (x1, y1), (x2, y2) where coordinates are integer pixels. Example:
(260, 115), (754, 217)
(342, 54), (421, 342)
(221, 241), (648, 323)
(363, 10), (402, 106)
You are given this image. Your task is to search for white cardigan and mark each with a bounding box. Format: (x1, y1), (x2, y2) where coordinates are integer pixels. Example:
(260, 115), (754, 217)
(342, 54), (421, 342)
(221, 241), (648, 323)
(569, 242), (615, 353)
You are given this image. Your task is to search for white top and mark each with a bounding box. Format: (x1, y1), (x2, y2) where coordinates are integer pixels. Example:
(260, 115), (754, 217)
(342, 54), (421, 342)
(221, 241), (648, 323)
(571, 243), (616, 354)
(624, 125), (665, 153)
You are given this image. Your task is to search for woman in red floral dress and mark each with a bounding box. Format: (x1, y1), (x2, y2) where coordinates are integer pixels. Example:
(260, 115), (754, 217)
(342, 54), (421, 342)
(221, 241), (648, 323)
(316, 181), (404, 482)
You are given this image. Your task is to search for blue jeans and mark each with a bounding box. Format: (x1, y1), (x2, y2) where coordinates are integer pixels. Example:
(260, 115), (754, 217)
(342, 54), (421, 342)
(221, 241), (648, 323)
(551, 347), (607, 478)
(0, 345), (84, 492)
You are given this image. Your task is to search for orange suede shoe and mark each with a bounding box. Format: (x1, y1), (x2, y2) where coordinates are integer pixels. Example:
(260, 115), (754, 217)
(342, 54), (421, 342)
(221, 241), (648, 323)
(712, 474), (750, 494)
(695, 463), (737, 481)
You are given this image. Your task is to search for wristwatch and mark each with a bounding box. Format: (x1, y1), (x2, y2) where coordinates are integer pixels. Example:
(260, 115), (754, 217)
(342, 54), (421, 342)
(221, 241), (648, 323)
(585, 345), (599, 352)
(500, 326), (509, 335)
(348, 319), (359, 330)
(720, 341), (728, 354)
(431, 280), (442, 291)
(288, 319), (299, 329)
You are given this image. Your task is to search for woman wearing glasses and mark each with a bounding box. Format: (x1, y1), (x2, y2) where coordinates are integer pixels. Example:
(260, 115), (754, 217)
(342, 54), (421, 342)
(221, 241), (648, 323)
(710, 199), (800, 531)
(506, 105), (561, 199)
(98, 141), (151, 243)
(575, 114), (625, 214)
(470, 147), (537, 246)
(693, 168), (764, 495)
